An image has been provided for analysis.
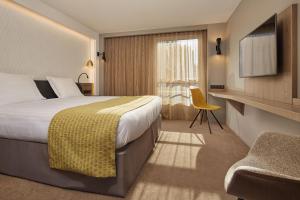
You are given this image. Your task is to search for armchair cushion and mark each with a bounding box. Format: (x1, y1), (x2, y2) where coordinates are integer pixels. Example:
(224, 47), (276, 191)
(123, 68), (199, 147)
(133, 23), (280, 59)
(225, 132), (300, 200)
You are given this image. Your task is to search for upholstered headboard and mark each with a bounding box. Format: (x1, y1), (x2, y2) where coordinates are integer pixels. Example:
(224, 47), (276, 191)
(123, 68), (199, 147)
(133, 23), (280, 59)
(34, 80), (83, 99)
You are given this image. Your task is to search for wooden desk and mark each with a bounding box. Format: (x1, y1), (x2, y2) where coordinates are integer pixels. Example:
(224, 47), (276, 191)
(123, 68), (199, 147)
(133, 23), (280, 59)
(208, 90), (300, 123)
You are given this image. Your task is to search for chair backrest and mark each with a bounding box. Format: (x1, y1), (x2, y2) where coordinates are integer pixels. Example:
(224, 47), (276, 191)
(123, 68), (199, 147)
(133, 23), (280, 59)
(190, 87), (206, 107)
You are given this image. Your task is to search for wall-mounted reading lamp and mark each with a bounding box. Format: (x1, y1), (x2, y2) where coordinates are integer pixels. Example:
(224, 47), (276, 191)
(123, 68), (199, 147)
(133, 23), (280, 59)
(97, 52), (106, 62)
(216, 38), (221, 55)
(77, 73), (89, 84)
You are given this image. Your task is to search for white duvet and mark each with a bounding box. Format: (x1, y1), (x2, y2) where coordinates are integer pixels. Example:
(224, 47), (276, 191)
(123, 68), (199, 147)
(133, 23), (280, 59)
(0, 96), (162, 148)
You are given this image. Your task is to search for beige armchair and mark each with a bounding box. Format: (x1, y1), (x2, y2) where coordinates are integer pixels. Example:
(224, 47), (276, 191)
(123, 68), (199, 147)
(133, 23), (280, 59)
(225, 132), (300, 200)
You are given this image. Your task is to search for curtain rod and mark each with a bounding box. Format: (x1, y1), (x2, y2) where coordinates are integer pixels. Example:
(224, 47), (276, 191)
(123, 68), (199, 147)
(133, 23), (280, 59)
(102, 25), (208, 39)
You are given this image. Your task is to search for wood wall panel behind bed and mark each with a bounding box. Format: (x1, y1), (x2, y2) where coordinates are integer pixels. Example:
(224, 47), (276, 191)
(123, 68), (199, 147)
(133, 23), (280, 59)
(244, 5), (297, 104)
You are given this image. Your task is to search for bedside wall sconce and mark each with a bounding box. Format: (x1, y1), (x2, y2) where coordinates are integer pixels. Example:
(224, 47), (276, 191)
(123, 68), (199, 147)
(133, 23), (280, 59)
(77, 72), (89, 84)
(97, 51), (106, 62)
(216, 38), (221, 55)
(86, 59), (94, 67)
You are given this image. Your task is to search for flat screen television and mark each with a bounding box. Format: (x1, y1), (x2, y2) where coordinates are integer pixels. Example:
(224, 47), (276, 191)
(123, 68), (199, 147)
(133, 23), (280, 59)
(239, 14), (277, 78)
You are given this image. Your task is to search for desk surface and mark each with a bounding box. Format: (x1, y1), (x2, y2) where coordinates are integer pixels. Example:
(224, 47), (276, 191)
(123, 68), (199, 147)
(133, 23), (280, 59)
(208, 90), (300, 123)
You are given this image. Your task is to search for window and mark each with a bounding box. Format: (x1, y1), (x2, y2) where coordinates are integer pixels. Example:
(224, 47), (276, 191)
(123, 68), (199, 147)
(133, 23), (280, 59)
(156, 38), (200, 106)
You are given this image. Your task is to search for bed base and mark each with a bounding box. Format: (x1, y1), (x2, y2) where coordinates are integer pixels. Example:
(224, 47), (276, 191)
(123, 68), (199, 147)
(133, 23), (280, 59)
(0, 117), (161, 197)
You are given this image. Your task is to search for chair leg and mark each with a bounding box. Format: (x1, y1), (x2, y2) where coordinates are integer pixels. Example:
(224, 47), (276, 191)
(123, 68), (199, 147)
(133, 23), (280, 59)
(210, 111), (224, 130)
(205, 110), (212, 134)
(189, 110), (202, 128)
(200, 110), (204, 124)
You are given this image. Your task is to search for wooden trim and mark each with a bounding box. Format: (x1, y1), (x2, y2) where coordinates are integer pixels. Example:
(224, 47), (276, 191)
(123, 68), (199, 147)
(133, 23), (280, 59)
(291, 4), (298, 98)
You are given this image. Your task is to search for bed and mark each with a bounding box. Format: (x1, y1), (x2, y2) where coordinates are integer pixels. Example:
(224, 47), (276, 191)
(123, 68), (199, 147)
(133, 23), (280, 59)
(0, 80), (162, 197)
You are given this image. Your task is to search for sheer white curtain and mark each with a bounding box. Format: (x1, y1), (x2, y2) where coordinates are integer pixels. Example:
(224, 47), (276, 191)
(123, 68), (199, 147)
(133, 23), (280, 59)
(154, 31), (207, 120)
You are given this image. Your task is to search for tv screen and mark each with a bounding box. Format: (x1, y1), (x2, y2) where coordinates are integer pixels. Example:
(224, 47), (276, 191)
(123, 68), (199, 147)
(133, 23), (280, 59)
(239, 14), (277, 78)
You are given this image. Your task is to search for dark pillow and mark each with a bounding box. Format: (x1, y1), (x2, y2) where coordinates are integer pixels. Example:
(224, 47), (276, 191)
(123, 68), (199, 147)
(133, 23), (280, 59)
(34, 80), (83, 99)
(34, 80), (58, 99)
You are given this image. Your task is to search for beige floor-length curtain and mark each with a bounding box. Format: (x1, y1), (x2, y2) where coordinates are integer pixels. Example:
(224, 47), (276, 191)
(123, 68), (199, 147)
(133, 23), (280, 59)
(104, 35), (156, 96)
(154, 31), (207, 120)
(104, 30), (207, 120)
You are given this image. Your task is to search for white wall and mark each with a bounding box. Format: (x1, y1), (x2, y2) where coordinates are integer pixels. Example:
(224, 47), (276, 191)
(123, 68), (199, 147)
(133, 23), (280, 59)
(225, 0), (300, 146)
(0, 0), (100, 94)
(207, 23), (226, 86)
(14, 0), (98, 39)
(207, 23), (227, 123)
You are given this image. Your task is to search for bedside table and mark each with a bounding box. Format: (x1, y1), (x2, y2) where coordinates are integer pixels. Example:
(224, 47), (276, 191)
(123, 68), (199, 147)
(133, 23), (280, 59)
(79, 83), (93, 96)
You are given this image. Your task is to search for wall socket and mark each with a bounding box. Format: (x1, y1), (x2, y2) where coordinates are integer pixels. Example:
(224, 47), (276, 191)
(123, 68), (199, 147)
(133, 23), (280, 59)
(210, 85), (225, 89)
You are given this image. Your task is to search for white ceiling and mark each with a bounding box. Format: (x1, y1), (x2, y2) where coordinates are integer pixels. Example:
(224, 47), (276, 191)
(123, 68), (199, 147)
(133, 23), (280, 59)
(40, 0), (241, 34)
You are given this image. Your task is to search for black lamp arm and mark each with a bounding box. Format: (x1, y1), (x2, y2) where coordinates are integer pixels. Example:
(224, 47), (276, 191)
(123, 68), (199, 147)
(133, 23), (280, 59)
(78, 73), (89, 84)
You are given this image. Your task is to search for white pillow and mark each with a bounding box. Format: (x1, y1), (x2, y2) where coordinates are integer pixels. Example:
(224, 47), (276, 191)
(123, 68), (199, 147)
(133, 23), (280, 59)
(0, 72), (45, 106)
(47, 76), (83, 98)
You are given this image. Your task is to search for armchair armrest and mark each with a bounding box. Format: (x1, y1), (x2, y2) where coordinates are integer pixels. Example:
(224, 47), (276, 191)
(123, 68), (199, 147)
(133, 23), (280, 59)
(225, 132), (300, 199)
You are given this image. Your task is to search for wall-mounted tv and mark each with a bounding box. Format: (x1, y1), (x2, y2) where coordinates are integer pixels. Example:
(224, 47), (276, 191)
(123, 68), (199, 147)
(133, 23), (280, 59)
(239, 14), (277, 78)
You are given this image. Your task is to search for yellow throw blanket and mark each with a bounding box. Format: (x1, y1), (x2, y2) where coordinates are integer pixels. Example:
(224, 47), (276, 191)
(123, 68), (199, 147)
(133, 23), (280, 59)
(48, 96), (155, 177)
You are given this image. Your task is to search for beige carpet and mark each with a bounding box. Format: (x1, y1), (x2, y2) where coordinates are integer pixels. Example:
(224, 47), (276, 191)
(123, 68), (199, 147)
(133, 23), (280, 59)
(0, 120), (249, 200)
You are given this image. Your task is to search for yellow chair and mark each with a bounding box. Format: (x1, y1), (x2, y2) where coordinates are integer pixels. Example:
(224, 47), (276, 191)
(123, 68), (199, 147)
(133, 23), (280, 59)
(189, 87), (223, 134)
